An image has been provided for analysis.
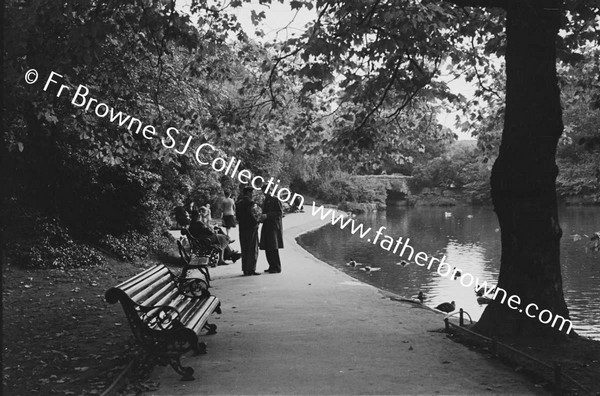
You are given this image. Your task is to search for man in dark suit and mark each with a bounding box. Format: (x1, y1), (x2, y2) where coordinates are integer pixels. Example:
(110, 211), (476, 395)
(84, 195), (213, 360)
(259, 185), (284, 273)
(235, 186), (261, 276)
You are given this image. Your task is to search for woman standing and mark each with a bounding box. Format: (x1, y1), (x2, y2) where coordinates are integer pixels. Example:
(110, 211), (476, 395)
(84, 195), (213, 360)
(220, 191), (236, 237)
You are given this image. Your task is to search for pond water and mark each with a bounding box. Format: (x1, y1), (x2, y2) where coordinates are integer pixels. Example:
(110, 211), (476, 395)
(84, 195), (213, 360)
(297, 205), (600, 340)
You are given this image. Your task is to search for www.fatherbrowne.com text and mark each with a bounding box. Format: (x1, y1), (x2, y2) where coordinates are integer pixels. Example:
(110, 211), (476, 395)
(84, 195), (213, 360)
(30, 68), (572, 336)
(310, 203), (573, 335)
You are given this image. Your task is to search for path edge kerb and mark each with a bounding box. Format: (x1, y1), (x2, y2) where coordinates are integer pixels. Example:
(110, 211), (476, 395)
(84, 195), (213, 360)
(290, 211), (441, 315)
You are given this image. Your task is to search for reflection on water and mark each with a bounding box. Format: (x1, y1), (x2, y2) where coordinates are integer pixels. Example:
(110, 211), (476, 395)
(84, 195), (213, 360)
(298, 206), (600, 340)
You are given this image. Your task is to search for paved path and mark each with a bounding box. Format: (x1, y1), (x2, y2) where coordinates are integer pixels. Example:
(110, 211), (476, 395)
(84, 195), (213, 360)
(150, 212), (544, 395)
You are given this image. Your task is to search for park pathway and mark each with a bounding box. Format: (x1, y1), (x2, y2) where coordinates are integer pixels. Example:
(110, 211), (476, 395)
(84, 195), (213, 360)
(149, 211), (544, 395)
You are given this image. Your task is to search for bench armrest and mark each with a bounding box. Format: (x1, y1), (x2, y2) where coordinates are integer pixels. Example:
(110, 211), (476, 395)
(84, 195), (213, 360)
(177, 239), (192, 264)
(139, 304), (182, 331)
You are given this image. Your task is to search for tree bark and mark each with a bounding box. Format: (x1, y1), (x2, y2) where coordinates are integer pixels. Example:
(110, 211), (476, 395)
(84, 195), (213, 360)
(474, 0), (572, 337)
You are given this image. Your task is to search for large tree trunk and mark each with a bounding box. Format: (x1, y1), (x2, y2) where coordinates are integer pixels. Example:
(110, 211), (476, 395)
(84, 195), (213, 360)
(474, 0), (572, 337)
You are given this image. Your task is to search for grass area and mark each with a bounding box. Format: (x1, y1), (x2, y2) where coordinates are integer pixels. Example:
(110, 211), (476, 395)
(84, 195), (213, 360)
(1, 252), (174, 395)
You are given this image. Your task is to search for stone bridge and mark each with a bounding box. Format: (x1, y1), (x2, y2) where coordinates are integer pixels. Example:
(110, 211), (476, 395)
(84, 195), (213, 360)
(351, 174), (413, 200)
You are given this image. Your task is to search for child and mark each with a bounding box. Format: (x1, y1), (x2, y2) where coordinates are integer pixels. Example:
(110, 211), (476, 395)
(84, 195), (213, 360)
(199, 204), (211, 225)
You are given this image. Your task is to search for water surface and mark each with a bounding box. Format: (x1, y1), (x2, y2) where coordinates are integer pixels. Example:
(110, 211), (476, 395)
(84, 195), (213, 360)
(298, 206), (600, 340)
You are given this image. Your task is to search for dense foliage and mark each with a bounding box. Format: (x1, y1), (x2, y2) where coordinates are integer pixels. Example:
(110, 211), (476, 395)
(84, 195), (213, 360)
(2, 0), (296, 263)
(556, 50), (600, 201)
(409, 141), (492, 203)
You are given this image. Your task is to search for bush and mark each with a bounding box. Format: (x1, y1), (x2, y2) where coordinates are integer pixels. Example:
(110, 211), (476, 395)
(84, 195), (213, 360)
(347, 177), (387, 203)
(314, 175), (352, 203)
(15, 218), (105, 269)
(308, 171), (387, 204)
(556, 155), (600, 199)
(99, 229), (174, 262)
(409, 143), (492, 203)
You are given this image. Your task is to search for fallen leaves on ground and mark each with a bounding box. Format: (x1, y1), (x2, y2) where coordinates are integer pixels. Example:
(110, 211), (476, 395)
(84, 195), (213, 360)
(2, 255), (149, 395)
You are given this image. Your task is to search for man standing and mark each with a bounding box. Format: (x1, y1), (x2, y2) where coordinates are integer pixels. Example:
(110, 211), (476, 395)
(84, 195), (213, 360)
(260, 184), (283, 273)
(235, 186), (261, 276)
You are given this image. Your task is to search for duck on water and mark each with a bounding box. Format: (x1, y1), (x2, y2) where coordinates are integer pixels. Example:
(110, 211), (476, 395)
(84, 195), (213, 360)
(346, 259), (359, 267)
(360, 266), (381, 272)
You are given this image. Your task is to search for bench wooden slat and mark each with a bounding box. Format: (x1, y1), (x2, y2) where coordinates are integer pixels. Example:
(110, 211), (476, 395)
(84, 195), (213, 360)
(188, 297), (220, 334)
(172, 294), (196, 313)
(148, 286), (181, 308)
(131, 280), (197, 318)
(139, 280), (178, 307)
(115, 264), (165, 291)
(121, 269), (170, 300)
(126, 271), (173, 301)
(175, 296), (214, 333)
(144, 284), (204, 319)
(178, 297), (204, 321)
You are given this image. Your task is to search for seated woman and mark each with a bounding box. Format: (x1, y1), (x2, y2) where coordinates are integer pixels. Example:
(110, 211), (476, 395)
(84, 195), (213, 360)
(199, 204), (212, 225)
(185, 210), (241, 265)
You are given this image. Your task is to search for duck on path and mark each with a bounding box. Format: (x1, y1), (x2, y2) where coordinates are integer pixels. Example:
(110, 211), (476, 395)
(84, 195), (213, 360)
(435, 301), (456, 313)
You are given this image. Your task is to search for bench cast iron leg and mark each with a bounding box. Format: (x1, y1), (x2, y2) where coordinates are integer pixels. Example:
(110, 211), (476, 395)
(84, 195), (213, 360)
(204, 323), (218, 335)
(193, 341), (207, 356)
(169, 356), (195, 381)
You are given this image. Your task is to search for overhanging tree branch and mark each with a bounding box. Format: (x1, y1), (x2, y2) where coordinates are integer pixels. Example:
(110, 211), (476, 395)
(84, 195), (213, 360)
(355, 56), (403, 130)
(267, 4), (331, 106)
(441, 0), (507, 8)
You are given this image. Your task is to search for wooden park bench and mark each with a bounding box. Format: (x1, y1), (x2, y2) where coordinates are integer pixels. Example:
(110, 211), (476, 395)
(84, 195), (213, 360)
(177, 231), (221, 270)
(105, 264), (221, 380)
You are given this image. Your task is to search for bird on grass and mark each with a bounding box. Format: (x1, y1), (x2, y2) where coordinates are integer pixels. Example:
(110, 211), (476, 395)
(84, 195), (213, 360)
(346, 259), (358, 267)
(396, 260), (409, 267)
(435, 301), (456, 313)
